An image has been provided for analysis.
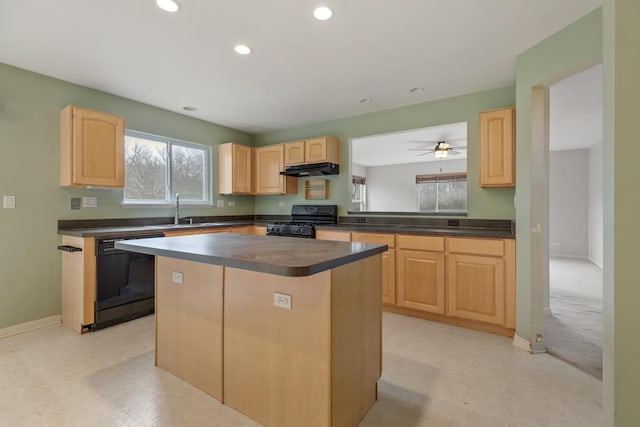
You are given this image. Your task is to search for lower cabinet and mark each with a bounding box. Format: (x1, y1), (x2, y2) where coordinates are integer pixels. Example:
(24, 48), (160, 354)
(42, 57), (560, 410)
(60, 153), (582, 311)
(351, 232), (396, 305)
(317, 229), (515, 334)
(395, 235), (446, 314)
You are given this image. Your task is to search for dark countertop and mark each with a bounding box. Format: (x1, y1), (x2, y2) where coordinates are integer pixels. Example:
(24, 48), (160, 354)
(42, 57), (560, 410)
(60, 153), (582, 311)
(58, 221), (255, 237)
(115, 232), (387, 277)
(58, 220), (514, 239)
(316, 224), (515, 239)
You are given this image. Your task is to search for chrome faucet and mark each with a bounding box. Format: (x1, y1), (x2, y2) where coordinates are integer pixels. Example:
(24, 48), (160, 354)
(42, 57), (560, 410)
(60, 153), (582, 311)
(174, 193), (180, 224)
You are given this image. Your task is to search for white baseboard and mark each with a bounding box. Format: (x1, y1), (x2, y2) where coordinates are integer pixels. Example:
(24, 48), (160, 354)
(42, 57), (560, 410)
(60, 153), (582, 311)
(512, 334), (532, 353)
(0, 315), (62, 340)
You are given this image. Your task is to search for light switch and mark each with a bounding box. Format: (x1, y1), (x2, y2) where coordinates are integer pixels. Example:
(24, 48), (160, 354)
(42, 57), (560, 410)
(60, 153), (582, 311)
(172, 271), (183, 284)
(278, 201), (285, 207)
(2, 195), (15, 209)
(274, 292), (292, 310)
(228, 201), (236, 207)
(216, 200), (224, 208)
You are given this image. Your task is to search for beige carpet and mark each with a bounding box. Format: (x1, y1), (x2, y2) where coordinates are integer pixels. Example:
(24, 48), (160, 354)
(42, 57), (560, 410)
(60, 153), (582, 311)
(544, 257), (603, 379)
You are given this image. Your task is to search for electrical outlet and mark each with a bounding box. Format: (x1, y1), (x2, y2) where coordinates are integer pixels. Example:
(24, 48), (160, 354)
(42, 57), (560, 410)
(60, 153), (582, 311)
(278, 201), (285, 207)
(70, 197), (81, 210)
(2, 195), (15, 209)
(172, 271), (183, 284)
(216, 200), (224, 208)
(228, 201), (236, 207)
(82, 196), (97, 208)
(356, 217), (365, 223)
(273, 292), (292, 310)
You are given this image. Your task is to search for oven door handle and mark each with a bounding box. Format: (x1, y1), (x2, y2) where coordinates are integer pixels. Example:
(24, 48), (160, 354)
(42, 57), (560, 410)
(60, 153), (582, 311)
(57, 245), (83, 253)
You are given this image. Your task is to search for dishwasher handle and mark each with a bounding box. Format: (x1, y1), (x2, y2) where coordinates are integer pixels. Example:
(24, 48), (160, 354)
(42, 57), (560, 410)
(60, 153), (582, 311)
(57, 245), (83, 253)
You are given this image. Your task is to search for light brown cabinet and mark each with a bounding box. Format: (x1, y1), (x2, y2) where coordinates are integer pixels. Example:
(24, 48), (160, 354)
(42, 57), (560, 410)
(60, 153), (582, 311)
(284, 136), (339, 165)
(351, 232), (396, 305)
(60, 105), (124, 187)
(396, 235), (446, 314)
(479, 106), (515, 187)
(255, 144), (298, 195)
(284, 140), (305, 165)
(218, 143), (252, 195)
(60, 235), (95, 333)
(447, 237), (515, 328)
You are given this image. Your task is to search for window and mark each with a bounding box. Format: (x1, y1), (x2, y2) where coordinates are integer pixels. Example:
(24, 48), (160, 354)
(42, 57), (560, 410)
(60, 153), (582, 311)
(124, 130), (210, 205)
(351, 175), (367, 212)
(416, 173), (467, 213)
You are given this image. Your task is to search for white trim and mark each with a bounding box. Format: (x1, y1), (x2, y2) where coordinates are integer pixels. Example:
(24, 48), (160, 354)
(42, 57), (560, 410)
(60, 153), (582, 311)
(544, 307), (552, 315)
(512, 334), (532, 353)
(0, 315), (61, 340)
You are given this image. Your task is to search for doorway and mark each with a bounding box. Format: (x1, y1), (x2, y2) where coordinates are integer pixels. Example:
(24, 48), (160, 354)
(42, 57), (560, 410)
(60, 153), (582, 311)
(544, 64), (603, 378)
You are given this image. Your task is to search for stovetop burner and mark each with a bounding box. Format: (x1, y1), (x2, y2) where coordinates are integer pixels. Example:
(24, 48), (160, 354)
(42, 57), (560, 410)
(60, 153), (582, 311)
(266, 205), (337, 238)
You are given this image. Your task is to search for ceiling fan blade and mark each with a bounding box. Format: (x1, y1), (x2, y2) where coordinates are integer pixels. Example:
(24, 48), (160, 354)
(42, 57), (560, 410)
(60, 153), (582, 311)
(416, 152), (431, 156)
(448, 150), (462, 154)
(408, 148), (434, 151)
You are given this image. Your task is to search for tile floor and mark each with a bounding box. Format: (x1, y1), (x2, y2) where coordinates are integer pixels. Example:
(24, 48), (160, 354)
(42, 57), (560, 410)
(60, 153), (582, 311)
(0, 313), (602, 426)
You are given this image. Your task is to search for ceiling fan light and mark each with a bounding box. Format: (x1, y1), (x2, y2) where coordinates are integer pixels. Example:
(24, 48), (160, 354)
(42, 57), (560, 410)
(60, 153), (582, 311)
(434, 150), (448, 159)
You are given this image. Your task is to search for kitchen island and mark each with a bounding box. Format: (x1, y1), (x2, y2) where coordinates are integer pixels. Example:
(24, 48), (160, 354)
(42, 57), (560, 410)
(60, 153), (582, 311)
(115, 232), (387, 427)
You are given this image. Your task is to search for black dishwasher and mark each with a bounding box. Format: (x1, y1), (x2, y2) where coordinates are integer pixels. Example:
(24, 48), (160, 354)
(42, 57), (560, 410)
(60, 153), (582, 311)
(94, 233), (163, 330)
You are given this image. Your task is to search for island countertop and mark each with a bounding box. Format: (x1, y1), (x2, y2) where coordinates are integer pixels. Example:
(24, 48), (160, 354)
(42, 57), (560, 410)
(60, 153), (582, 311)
(115, 232), (387, 277)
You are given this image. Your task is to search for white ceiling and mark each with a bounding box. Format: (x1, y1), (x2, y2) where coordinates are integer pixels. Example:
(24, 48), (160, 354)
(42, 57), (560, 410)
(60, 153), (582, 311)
(550, 64), (603, 151)
(0, 0), (601, 134)
(352, 122), (467, 167)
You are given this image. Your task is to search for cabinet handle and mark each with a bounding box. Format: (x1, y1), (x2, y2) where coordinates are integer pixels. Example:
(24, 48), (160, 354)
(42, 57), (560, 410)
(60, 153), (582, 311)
(57, 245), (83, 253)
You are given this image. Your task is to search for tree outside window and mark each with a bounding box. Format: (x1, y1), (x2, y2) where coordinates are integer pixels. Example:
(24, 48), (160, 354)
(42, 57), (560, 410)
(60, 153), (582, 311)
(124, 130), (210, 205)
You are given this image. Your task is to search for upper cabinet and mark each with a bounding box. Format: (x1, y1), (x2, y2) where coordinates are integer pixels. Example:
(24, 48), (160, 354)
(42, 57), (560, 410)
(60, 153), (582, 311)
(479, 106), (515, 187)
(284, 136), (339, 165)
(60, 105), (125, 187)
(218, 142), (252, 195)
(255, 144), (297, 195)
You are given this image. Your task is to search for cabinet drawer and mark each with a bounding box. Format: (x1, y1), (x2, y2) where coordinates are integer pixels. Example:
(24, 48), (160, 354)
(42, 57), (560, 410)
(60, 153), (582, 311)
(397, 235), (444, 252)
(315, 230), (351, 241)
(447, 237), (504, 257)
(351, 232), (395, 249)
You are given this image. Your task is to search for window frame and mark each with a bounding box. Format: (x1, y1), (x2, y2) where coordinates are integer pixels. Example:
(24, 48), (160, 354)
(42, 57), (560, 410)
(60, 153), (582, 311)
(122, 129), (212, 206)
(416, 172), (467, 214)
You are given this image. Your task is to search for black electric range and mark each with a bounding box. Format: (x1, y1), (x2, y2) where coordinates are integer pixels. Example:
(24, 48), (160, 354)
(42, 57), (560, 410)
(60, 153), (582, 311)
(266, 205), (337, 238)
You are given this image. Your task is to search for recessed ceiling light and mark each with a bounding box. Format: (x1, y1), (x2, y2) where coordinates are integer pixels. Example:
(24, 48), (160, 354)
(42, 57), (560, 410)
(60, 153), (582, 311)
(360, 98), (373, 104)
(313, 6), (333, 21)
(156, 0), (180, 13)
(234, 45), (252, 55)
(410, 87), (424, 94)
(183, 106), (197, 112)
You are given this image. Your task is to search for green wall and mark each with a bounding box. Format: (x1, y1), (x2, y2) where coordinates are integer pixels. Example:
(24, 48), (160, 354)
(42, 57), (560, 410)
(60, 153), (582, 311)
(254, 87), (516, 219)
(0, 63), (254, 329)
(603, 0), (640, 424)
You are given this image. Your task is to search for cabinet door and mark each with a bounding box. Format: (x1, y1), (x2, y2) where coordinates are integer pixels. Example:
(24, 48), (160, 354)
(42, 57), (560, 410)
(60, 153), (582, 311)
(284, 140), (305, 165)
(447, 254), (505, 325)
(479, 106), (515, 187)
(232, 144), (252, 194)
(255, 145), (284, 194)
(351, 232), (396, 305)
(62, 105), (124, 187)
(305, 137), (328, 163)
(309, 136), (339, 164)
(396, 249), (445, 314)
(255, 145), (297, 194)
(381, 249), (396, 305)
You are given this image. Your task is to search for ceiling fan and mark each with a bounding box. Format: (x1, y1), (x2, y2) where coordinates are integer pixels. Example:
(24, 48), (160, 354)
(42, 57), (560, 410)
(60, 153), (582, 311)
(408, 138), (467, 158)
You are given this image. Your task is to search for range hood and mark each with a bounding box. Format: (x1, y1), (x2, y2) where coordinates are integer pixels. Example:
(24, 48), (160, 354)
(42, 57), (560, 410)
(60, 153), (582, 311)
(280, 162), (339, 177)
